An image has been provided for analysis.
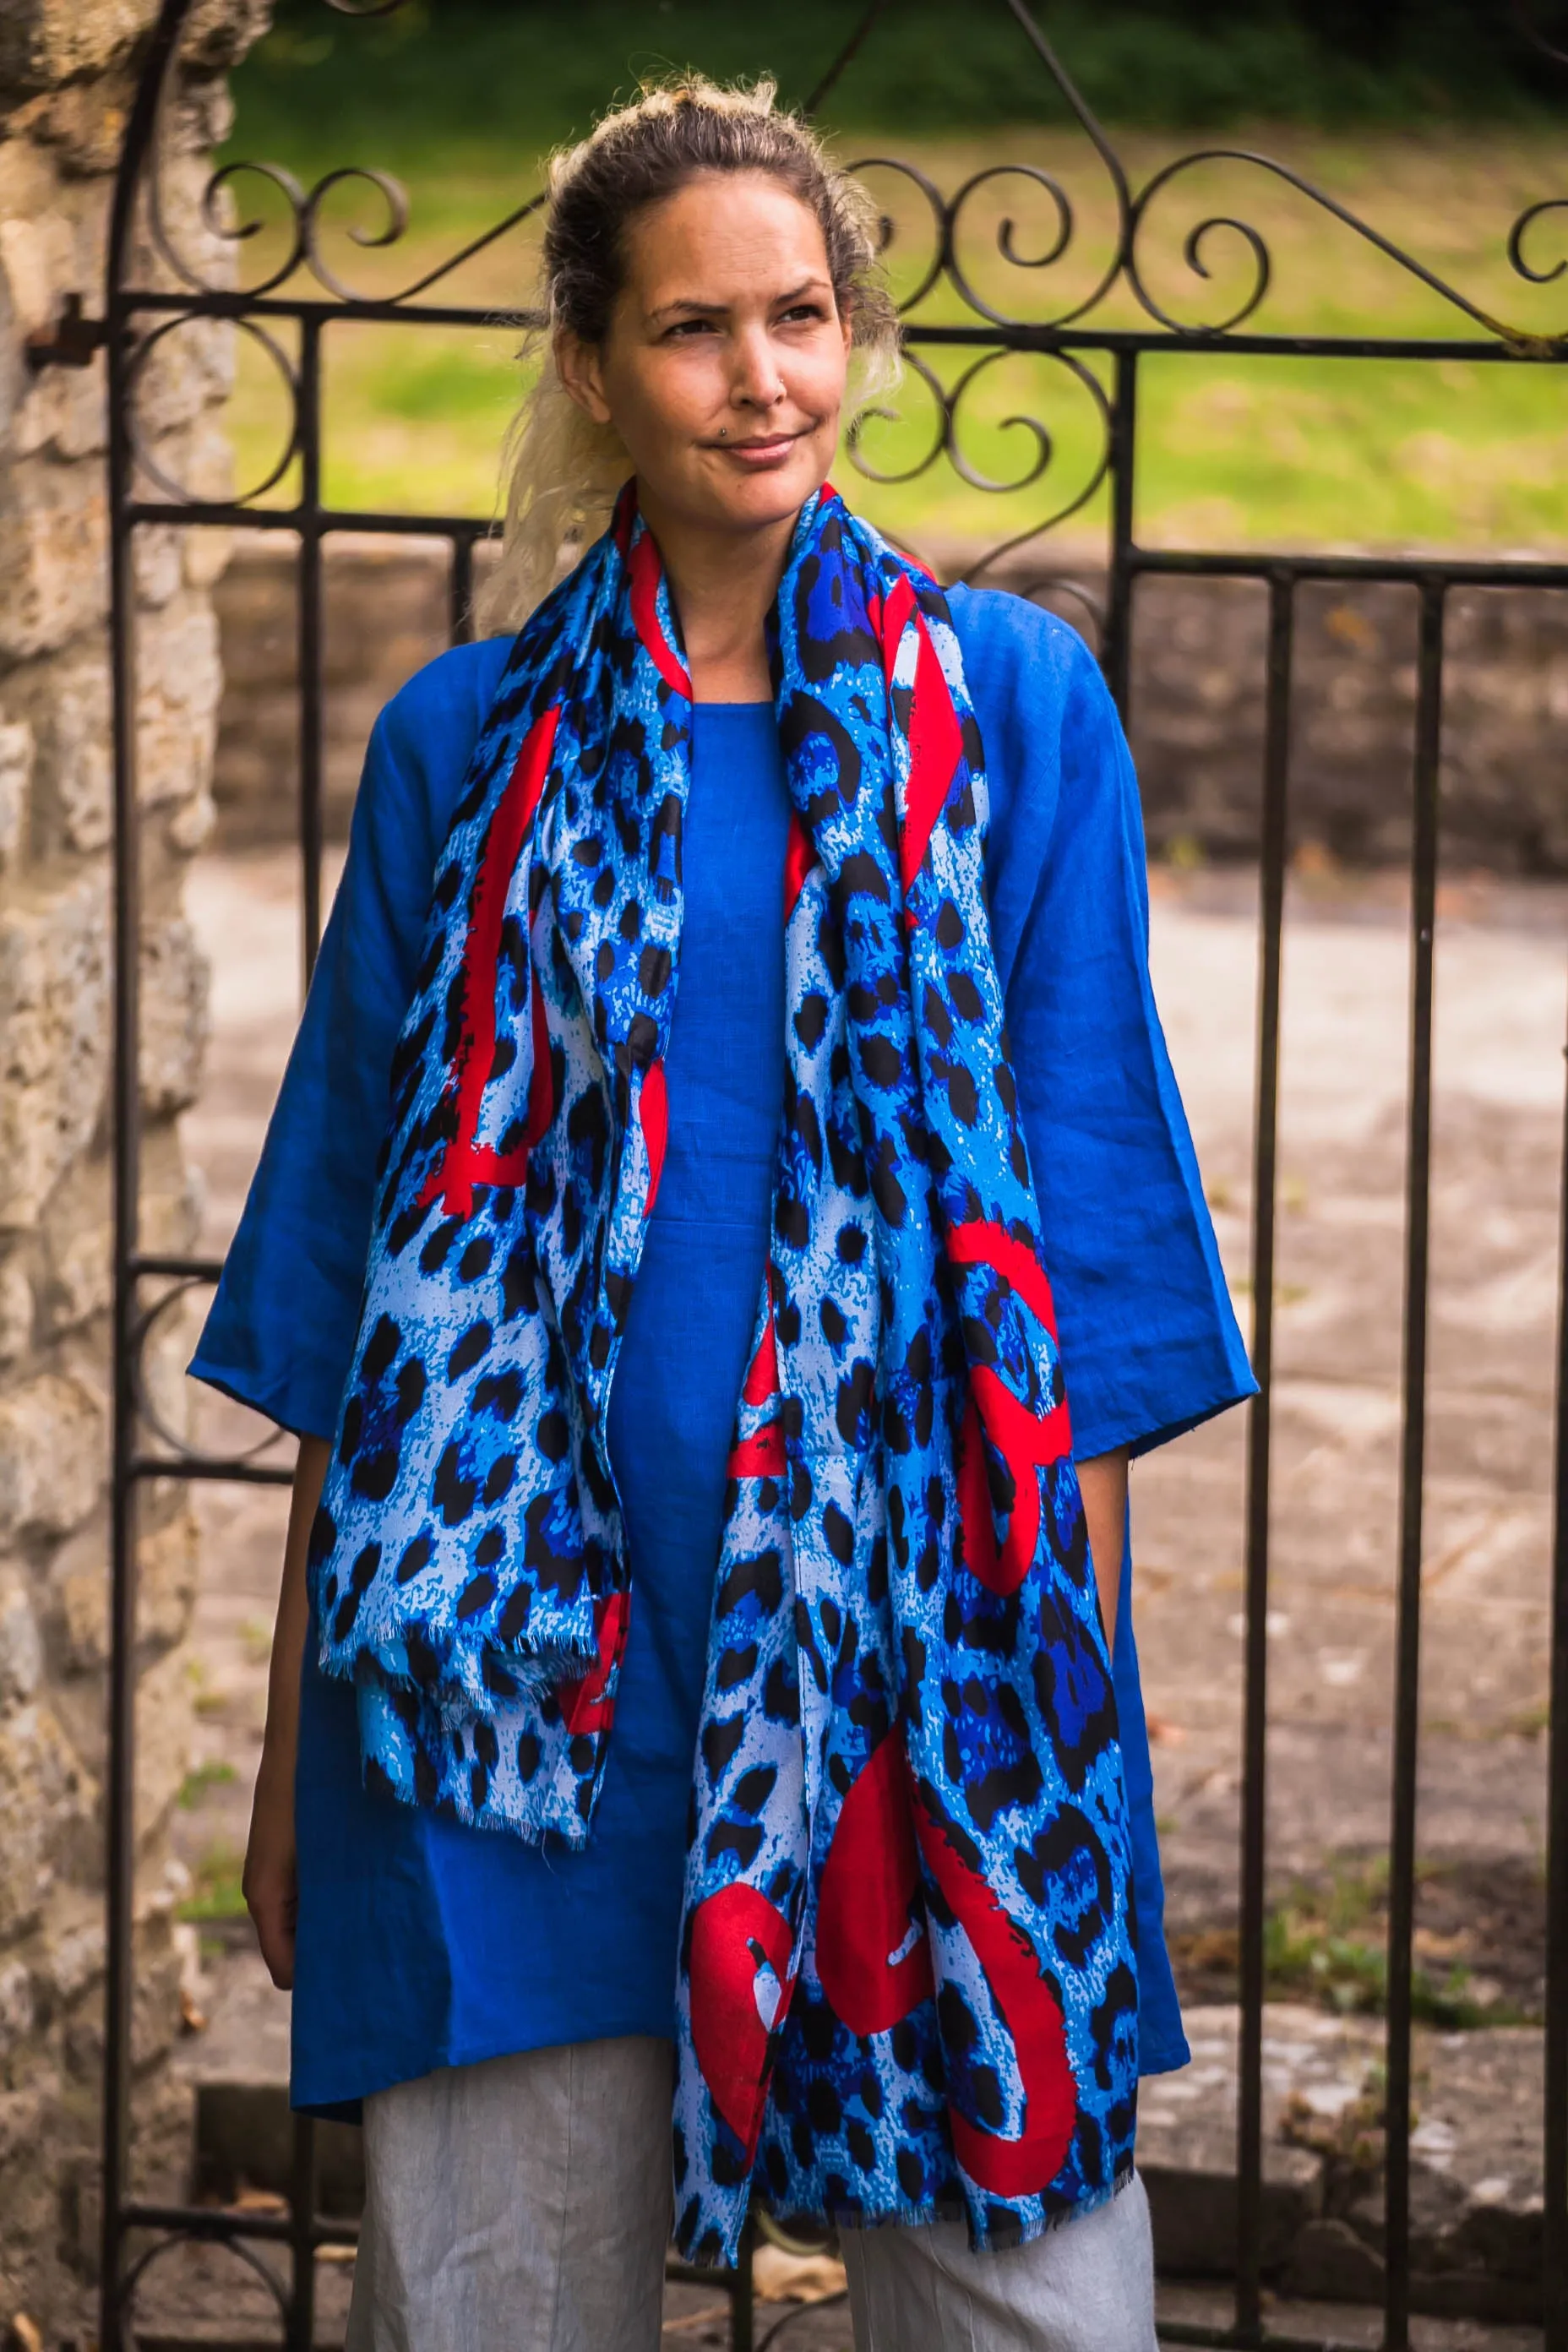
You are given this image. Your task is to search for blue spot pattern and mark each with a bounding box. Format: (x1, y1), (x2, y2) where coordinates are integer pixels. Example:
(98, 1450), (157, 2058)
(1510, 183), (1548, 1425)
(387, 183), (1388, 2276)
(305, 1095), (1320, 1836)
(310, 485), (1137, 2262)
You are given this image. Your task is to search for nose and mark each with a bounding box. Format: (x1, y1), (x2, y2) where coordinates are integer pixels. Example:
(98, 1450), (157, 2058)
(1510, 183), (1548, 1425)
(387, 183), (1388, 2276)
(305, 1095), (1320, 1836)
(729, 320), (784, 412)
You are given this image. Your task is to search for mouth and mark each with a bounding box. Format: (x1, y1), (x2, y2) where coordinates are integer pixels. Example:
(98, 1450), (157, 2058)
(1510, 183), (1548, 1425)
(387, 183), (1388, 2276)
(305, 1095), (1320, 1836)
(710, 430), (805, 466)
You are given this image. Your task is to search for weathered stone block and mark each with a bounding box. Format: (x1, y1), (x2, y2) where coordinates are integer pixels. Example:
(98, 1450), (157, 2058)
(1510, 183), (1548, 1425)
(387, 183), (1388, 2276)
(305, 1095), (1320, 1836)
(0, 0), (156, 96)
(181, 0), (272, 76)
(0, 1701), (94, 1941)
(12, 346), (108, 464)
(42, 1914), (105, 2007)
(1142, 2142), (1323, 2278)
(129, 313), (234, 444)
(0, 872), (110, 1230)
(0, 1254), (33, 1366)
(63, 1904), (186, 2082)
(0, 450), (105, 662)
(182, 521), (232, 592)
(1282, 2215), (1386, 2301)
(0, 716), (32, 867)
(46, 1516), (107, 1675)
(133, 522), (187, 611)
(133, 1641), (196, 1846)
(0, 213), (66, 337)
(0, 1562), (43, 1705)
(0, 1370), (103, 1541)
(136, 1128), (204, 1259)
(41, 68), (135, 177)
(138, 593), (222, 813)
(1, 639), (111, 853)
(42, 1214), (109, 1336)
(0, 1954), (35, 2056)
(140, 913), (210, 1116)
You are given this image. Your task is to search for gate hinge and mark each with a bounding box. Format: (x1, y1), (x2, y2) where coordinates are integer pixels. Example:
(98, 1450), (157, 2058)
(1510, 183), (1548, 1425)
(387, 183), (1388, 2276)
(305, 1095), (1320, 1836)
(26, 292), (109, 372)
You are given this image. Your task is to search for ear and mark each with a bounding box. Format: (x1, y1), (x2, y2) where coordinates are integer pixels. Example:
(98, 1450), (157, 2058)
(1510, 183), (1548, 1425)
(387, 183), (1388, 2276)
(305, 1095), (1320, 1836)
(556, 328), (613, 426)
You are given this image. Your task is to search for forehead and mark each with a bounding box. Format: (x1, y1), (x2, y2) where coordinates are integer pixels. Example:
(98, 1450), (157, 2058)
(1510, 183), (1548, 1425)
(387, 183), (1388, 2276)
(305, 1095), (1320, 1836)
(622, 171), (830, 304)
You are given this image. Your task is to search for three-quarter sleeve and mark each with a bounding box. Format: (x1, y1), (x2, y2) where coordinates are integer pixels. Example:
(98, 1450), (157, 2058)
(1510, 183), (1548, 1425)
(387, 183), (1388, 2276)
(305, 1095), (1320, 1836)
(959, 588), (1255, 1462)
(190, 641), (507, 1439)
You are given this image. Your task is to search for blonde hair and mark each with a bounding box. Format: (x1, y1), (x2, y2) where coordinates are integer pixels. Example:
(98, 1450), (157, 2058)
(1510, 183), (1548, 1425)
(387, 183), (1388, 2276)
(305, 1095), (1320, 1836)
(476, 76), (900, 636)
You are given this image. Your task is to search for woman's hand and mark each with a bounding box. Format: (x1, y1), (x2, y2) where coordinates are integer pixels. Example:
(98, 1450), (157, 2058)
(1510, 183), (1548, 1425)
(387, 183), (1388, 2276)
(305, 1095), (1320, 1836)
(1076, 1447), (1130, 1653)
(244, 1741), (299, 1989)
(242, 1433), (330, 1991)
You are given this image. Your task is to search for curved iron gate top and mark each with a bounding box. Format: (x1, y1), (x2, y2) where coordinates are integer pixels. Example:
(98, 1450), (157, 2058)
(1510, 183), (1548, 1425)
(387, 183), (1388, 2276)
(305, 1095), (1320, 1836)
(82, 3), (1568, 2344)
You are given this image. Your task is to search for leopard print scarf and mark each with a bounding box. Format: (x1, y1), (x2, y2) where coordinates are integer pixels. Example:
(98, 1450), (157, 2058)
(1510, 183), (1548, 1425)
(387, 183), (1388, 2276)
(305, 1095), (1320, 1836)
(311, 484), (1138, 2257)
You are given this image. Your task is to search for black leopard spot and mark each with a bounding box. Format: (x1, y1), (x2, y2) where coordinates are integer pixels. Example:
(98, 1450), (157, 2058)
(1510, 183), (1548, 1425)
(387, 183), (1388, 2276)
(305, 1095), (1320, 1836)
(456, 1571), (496, 1620)
(433, 1442), (478, 1527)
(395, 1533), (433, 1584)
(701, 1715), (745, 1780)
(822, 1505), (854, 1565)
(447, 1321), (492, 1380)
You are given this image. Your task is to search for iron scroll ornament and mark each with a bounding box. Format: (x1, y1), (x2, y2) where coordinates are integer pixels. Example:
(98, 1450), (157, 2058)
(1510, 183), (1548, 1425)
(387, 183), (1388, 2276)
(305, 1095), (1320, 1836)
(130, 0), (1566, 340)
(93, 7), (1568, 2352)
(107, 0), (1568, 598)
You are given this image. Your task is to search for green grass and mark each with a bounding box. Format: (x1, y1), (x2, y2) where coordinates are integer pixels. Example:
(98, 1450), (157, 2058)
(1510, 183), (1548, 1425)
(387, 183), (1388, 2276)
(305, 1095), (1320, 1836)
(238, 0), (1551, 164)
(176, 1843), (248, 1925)
(177, 1759), (237, 1810)
(1263, 1859), (1531, 2029)
(213, 9), (1568, 556)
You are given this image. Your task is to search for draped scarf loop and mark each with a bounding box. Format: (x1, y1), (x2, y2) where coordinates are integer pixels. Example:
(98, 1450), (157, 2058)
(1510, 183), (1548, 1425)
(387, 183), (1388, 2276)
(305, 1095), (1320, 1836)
(311, 484), (1138, 2257)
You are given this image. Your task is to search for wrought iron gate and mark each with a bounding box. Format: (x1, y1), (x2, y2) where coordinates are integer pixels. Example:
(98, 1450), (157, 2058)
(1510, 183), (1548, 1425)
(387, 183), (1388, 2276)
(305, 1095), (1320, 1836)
(84, 0), (1568, 2344)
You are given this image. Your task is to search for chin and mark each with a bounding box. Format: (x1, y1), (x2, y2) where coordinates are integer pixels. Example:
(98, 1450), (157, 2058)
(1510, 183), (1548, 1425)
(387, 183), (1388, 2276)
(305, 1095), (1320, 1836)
(716, 461), (830, 533)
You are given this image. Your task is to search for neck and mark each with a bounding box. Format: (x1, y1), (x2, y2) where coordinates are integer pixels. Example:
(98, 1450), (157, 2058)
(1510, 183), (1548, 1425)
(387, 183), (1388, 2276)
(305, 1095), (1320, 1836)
(637, 482), (798, 704)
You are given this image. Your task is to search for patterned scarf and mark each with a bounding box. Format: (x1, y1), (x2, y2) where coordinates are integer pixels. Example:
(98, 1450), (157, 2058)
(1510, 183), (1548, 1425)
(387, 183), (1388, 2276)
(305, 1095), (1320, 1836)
(311, 484), (1137, 2257)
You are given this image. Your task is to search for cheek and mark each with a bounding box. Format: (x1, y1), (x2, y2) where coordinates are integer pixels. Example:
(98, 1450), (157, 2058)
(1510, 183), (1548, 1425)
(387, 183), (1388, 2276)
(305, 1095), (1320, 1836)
(786, 340), (851, 426)
(605, 351), (719, 460)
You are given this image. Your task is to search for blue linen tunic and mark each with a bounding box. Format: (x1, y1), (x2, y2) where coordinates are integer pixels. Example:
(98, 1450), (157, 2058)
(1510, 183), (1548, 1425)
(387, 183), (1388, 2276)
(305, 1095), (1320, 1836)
(193, 585), (1254, 2116)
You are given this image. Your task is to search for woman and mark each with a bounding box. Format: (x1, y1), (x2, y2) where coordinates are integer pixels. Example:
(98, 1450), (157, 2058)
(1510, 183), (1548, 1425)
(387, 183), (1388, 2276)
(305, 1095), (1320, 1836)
(194, 77), (1252, 2352)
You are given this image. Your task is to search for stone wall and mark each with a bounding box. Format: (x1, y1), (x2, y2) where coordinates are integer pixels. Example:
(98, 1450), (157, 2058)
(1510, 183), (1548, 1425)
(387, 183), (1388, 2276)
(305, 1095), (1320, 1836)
(213, 536), (1568, 874)
(0, 1), (265, 2338)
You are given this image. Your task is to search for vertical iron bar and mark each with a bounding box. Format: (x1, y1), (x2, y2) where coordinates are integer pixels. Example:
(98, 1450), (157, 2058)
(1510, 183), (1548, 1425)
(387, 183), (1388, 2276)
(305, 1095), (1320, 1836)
(298, 315), (325, 985)
(1383, 576), (1446, 2352)
(449, 531), (476, 647)
(1543, 867), (1568, 2352)
(730, 2223), (754, 2352)
(287, 313), (325, 2352)
(100, 15), (197, 2343)
(1102, 347), (1137, 721)
(101, 249), (143, 2352)
(1234, 570), (1293, 2344)
(289, 2107), (320, 2352)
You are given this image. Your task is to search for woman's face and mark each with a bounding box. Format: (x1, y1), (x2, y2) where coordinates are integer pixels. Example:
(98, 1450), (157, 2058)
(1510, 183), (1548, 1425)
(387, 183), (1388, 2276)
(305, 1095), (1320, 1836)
(558, 170), (854, 539)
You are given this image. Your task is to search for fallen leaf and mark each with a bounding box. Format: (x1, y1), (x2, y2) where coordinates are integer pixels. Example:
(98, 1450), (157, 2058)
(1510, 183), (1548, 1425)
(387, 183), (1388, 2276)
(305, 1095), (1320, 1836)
(179, 1985), (208, 2034)
(10, 2316), (43, 2352)
(751, 2245), (847, 2305)
(1146, 1714), (1187, 1747)
(230, 2187), (288, 2215)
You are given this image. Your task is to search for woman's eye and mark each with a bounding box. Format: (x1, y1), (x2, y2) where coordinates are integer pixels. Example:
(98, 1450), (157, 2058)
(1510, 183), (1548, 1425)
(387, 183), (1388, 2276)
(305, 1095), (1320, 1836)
(780, 305), (825, 326)
(667, 318), (716, 339)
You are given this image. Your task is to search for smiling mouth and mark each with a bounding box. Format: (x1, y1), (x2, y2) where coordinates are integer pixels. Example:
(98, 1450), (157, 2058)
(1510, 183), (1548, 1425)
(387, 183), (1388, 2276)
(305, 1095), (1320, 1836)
(711, 432), (803, 458)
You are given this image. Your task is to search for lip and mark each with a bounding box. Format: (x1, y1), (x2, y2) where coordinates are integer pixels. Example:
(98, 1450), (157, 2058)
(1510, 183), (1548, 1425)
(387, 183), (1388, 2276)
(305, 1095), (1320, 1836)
(710, 432), (803, 465)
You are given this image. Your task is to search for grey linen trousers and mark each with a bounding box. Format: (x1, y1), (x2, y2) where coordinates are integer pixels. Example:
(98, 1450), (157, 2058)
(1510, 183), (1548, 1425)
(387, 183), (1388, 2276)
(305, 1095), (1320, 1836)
(345, 2036), (1158, 2352)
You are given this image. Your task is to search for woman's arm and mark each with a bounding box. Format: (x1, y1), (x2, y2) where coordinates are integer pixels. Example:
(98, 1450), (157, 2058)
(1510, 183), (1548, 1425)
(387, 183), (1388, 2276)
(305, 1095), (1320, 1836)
(1077, 1446), (1128, 1651)
(242, 1433), (330, 1990)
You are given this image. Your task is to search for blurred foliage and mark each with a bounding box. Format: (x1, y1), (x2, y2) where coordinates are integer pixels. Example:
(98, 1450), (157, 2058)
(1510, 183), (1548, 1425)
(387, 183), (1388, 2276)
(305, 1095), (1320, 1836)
(233, 0), (1560, 170)
(215, 5), (1568, 551)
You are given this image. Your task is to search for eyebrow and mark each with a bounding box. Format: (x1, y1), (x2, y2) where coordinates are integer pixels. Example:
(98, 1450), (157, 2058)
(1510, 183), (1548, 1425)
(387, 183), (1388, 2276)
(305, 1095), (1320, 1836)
(646, 276), (831, 322)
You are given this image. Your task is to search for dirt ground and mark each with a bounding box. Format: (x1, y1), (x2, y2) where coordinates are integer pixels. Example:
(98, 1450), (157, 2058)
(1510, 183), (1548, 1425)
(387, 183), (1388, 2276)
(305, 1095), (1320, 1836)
(128, 841), (1562, 2345)
(156, 841), (1560, 2257)
(163, 847), (1565, 2055)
